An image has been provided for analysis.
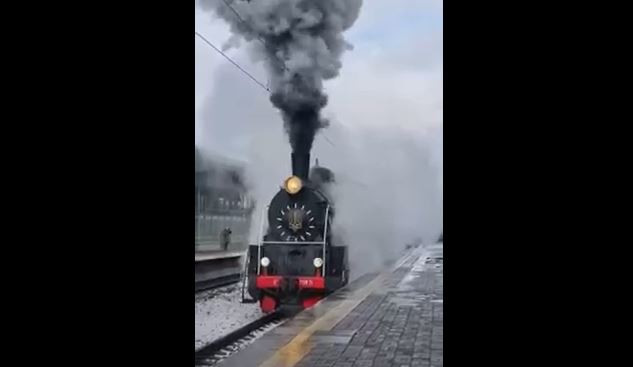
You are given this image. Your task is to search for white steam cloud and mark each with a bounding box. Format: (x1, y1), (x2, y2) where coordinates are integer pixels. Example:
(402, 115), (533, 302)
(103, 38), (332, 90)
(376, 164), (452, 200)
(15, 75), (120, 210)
(310, 123), (443, 275)
(240, 119), (443, 277)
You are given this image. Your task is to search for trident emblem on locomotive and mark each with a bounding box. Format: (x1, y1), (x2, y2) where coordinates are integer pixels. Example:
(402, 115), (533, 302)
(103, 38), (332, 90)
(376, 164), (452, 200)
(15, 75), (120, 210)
(288, 208), (304, 232)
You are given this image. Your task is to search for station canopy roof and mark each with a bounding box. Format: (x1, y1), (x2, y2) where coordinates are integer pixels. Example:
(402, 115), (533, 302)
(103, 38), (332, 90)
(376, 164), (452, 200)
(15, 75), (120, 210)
(195, 147), (249, 191)
(195, 146), (247, 173)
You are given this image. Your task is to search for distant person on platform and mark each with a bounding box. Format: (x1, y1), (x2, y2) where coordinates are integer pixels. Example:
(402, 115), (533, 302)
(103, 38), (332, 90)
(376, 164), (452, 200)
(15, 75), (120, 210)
(221, 227), (232, 251)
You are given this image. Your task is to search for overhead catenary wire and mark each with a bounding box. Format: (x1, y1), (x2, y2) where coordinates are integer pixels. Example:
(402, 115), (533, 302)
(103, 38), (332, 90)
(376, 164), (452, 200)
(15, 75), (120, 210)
(322, 135), (336, 147)
(197, 30), (338, 153)
(198, 2), (338, 154)
(219, 0), (289, 72)
(195, 31), (270, 93)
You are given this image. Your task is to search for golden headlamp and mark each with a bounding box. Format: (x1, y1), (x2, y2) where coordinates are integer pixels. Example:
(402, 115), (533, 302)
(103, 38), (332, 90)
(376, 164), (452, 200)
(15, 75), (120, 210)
(284, 175), (303, 195)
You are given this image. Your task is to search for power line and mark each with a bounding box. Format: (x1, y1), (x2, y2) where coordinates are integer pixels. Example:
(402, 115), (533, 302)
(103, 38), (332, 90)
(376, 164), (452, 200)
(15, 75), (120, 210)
(197, 29), (337, 149)
(219, 0), (289, 72)
(220, 0), (252, 32)
(195, 31), (270, 93)
(322, 135), (336, 147)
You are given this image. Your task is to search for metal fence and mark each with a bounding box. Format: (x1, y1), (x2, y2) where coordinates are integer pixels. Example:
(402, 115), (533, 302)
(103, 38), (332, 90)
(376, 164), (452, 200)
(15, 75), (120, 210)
(195, 150), (255, 252)
(195, 213), (252, 252)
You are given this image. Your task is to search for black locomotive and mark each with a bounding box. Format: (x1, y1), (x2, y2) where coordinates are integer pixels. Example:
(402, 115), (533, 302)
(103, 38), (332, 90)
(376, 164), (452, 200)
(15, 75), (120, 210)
(244, 153), (349, 312)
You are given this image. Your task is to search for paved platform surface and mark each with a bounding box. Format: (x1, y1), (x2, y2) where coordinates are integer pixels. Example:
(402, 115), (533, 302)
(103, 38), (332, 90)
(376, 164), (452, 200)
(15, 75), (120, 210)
(221, 245), (443, 367)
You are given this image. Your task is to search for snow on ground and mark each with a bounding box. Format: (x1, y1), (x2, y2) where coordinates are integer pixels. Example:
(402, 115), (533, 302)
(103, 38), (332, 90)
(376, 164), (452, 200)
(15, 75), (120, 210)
(195, 283), (264, 351)
(398, 242), (442, 290)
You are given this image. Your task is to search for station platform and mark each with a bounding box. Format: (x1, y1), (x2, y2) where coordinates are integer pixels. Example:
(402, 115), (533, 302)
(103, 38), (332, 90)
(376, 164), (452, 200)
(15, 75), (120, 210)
(195, 250), (245, 290)
(195, 250), (244, 262)
(222, 245), (443, 367)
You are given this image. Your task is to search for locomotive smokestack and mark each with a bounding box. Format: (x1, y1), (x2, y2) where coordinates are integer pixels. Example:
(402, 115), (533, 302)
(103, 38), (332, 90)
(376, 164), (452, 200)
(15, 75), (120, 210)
(291, 152), (310, 180)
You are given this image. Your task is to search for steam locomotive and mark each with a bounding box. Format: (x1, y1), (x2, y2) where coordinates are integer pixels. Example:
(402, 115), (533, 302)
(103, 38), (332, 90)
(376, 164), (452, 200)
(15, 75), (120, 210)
(243, 153), (349, 312)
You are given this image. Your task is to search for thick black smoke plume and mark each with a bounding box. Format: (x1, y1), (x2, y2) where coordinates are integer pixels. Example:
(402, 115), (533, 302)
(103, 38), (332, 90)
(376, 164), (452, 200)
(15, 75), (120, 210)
(200, 0), (363, 153)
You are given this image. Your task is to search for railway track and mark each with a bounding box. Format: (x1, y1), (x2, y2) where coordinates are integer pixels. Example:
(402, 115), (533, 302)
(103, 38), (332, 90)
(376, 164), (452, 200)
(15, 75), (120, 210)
(195, 273), (242, 293)
(195, 311), (286, 366)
